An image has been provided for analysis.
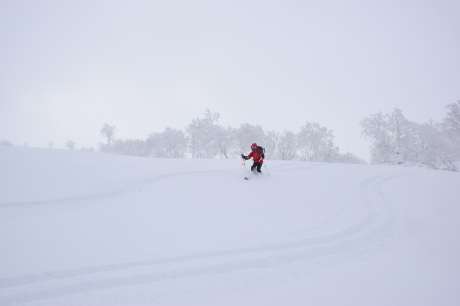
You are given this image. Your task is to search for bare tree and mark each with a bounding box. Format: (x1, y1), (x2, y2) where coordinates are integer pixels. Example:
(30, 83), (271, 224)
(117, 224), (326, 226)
(65, 140), (76, 150)
(100, 123), (117, 146)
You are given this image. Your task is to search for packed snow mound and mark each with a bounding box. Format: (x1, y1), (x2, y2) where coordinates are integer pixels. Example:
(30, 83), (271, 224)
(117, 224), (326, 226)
(0, 146), (459, 306)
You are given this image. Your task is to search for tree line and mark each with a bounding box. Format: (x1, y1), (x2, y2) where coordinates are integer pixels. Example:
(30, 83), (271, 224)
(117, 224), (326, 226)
(2, 102), (458, 170)
(99, 102), (459, 170)
(100, 109), (365, 165)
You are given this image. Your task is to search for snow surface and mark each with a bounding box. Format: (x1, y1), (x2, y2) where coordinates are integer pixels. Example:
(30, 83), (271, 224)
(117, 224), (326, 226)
(1, 146), (459, 306)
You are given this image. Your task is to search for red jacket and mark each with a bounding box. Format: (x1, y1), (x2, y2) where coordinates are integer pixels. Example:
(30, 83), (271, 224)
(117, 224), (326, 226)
(247, 143), (264, 164)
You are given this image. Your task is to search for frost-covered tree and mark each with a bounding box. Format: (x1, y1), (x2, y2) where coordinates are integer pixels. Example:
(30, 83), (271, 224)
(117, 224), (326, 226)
(265, 130), (280, 160)
(186, 109), (220, 158)
(361, 106), (458, 170)
(361, 112), (390, 163)
(234, 123), (266, 154)
(100, 123), (117, 146)
(408, 121), (452, 169)
(145, 132), (163, 158)
(215, 126), (236, 159)
(442, 102), (460, 158)
(297, 122), (338, 162)
(443, 101), (460, 134)
(336, 152), (366, 164)
(145, 127), (187, 158)
(112, 139), (146, 156)
(65, 140), (76, 150)
(276, 130), (299, 160)
(361, 109), (413, 164)
(162, 127), (187, 158)
(385, 108), (414, 152)
(440, 102), (460, 167)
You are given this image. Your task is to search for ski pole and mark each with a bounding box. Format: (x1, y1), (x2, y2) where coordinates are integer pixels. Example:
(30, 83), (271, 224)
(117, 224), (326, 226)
(264, 163), (270, 175)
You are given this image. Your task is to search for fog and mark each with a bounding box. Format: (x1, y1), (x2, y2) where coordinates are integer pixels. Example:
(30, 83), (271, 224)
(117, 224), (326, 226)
(1, 0), (459, 160)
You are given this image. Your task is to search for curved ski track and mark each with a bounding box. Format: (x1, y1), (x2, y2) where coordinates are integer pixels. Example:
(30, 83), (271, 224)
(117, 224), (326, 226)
(0, 169), (410, 305)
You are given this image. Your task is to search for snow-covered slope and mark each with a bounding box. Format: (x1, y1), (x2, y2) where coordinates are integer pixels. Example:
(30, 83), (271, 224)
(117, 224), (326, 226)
(1, 146), (459, 306)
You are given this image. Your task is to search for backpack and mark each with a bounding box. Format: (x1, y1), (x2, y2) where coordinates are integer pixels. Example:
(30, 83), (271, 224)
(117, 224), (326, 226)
(257, 146), (265, 155)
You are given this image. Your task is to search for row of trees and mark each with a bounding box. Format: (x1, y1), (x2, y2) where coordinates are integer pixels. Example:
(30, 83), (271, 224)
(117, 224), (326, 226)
(100, 109), (366, 164)
(361, 102), (460, 170)
(4, 103), (457, 170)
(101, 102), (460, 170)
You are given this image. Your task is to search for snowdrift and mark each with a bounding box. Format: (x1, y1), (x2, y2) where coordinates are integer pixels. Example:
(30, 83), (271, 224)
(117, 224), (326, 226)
(1, 146), (459, 305)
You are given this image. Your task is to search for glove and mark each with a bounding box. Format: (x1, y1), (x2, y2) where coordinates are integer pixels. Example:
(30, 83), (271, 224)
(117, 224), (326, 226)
(241, 154), (248, 160)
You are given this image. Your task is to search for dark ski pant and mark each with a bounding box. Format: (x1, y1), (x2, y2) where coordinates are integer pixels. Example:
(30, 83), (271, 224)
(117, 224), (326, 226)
(251, 162), (262, 173)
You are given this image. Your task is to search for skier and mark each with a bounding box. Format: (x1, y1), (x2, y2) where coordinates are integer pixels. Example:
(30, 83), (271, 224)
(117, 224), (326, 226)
(241, 143), (265, 173)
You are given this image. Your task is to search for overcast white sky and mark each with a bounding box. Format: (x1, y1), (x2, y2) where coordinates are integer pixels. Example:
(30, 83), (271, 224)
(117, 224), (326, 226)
(1, 0), (459, 160)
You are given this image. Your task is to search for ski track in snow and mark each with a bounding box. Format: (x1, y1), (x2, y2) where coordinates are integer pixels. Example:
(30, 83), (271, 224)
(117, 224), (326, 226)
(0, 170), (222, 211)
(0, 167), (411, 305)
